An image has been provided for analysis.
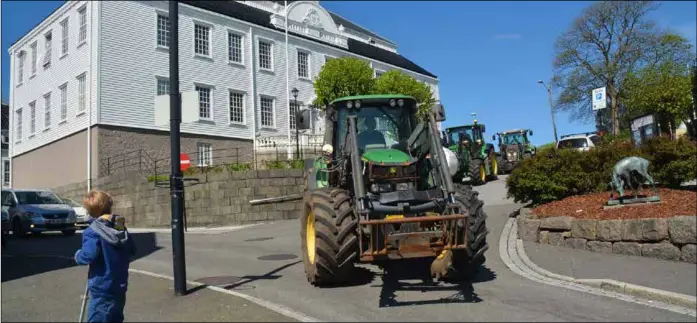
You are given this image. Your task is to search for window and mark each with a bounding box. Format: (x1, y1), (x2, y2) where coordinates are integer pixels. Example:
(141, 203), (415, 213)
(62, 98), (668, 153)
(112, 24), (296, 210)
(17, 52), (25, 84)
(289, 100), (301, 130)
(228, 32), (243, 64)
(3, 161), (9, 187)
(157, 14), (170, 48)
(229, 91), (244, 124)
(196, 86), (212, 119)
(44, 32), (52, 67)
(15, 109), (22, 141)
(60, 19), (69, 56)
(258, 40), (272, 70)
(44, 93), (52, 128)
(297, 51), (309, 79)
(30, 42), (38, 75)
(78, 6), (87, 44)
(260, 96), (274, 128)
(374, 69), (384, 78)
(197, 143), (212, 167)
(194, 24), (210, 56)
(156, 78), (170, 96)
(59, 83), (68, 120)
(29, 101), (36, 135)
(77, 73), (86, 113)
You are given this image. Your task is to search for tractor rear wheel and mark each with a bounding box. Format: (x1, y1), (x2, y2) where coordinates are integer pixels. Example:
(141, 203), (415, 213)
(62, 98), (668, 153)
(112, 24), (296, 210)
(301, 188), (359, 286)
(487, 151), (499, 180)
(449, 185), (489, 280)
(468, 158), (486, 185)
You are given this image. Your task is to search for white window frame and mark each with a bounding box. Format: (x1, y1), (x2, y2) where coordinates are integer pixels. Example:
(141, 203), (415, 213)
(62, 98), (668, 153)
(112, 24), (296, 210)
(77, 5), (87, 46)
(59, 82), (68, 122)
(155, 11), (170, 49)
(259, 95), (276, 129)
(196, 142), (213, 167)
(156, 76), (170, 96)
(297, 49), (311, 80)
(374, 68), (385, 79)
(227, 89), (246, 125)
(30, 42), (38, 77)
(227, 29), (244, 66)
(193, 20), (213, 59)
(17, 52), (25, 85)
(257, 38), (274, 72)
(29, 101), (36, 136)
(77, 73), (87, 115)
(3, 160), (10, 187)
(15, 108), (22, 142)
(43, 31), (52, 68)
(44, 92), (52, 130)
(194, 83), (214, 121)
(60, 18), (69, 57)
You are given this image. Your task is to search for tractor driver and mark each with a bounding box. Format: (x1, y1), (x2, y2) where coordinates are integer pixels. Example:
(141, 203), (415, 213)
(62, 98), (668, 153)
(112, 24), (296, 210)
(357, 117), (386, 149)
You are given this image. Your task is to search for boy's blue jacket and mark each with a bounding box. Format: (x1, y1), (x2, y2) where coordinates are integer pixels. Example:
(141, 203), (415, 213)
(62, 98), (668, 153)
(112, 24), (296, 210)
(74, 214), (136, 297)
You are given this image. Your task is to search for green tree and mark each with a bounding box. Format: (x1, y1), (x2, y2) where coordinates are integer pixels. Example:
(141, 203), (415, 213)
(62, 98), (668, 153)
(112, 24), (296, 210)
(373, 70), (436, 120)
(552, 1), (692, 135)
(312, 57), (375, 109)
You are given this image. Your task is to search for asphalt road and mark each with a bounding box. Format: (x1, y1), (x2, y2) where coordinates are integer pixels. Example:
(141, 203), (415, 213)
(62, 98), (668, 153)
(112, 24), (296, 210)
(3, 176), (693, 321)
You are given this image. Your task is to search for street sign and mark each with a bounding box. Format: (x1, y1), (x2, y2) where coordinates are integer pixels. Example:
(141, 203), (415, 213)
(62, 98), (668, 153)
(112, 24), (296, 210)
(592, 87), (607, 111)
(180, 153), (191, 171)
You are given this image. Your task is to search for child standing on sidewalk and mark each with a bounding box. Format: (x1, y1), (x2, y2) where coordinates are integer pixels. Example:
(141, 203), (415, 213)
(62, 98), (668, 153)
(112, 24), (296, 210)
(74, 190), (137, 323)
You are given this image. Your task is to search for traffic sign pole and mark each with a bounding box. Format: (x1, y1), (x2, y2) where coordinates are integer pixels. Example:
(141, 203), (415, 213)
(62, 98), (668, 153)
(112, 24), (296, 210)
(168, 0), (187, 297)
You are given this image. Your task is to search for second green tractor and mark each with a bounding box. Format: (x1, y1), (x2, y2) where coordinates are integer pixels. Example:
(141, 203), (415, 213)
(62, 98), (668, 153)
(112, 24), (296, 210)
(442, 114), (498, 185)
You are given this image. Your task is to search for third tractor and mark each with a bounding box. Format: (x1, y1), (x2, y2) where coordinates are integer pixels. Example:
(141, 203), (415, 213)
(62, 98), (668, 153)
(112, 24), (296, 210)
(493, 129), (536, 174)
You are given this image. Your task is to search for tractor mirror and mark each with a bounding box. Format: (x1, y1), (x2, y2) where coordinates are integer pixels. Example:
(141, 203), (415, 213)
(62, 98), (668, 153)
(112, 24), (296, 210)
(529, 130), (534, 136)
(492, 134), (496, 141)
(433, 104), (445, 122)
(296, 109), (312, 130)
(481, 125), (486, 133)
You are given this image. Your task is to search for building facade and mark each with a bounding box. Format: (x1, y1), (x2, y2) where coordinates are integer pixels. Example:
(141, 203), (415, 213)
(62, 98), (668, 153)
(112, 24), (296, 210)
(1, 103), (10, 189)
(8, 0), (439, 189)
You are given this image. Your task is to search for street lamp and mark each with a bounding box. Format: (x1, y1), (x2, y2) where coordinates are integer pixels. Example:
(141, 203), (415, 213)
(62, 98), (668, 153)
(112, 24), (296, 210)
(291, 87), (300, 159)
(538, 80), (559, 144)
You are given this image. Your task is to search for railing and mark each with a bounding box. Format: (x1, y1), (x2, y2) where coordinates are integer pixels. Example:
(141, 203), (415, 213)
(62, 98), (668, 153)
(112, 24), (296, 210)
(99, 149), (158, 177)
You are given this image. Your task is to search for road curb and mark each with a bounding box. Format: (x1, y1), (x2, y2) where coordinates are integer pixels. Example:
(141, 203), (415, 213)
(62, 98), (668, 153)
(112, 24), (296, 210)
(507, 207), (697, 311)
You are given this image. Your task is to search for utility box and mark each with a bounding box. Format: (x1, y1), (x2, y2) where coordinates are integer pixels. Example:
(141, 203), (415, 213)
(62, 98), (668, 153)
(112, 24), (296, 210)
(630, 113), (659, 147)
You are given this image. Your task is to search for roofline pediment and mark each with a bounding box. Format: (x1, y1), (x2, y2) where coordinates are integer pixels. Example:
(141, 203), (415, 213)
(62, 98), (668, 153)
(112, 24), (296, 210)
(269, 1), (348, 49)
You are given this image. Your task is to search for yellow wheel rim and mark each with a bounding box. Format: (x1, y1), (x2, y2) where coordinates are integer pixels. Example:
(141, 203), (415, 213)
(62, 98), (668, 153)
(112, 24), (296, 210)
(306, 211), (316, 264)
(480, 165), (486, 182)
(492, 157), (498, 175)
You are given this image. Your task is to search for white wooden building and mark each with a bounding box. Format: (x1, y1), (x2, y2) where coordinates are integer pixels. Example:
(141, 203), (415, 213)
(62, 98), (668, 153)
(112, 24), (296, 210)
(7, 0), (439, 189)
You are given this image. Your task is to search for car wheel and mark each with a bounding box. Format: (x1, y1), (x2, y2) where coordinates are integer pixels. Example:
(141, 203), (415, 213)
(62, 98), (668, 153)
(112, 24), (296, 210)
(12, 219), (28, 238)
(62, 230), (76, 236)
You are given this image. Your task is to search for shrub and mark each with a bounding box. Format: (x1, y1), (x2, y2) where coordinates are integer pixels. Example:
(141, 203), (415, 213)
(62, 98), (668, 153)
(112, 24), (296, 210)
(506, 136), (696, 205)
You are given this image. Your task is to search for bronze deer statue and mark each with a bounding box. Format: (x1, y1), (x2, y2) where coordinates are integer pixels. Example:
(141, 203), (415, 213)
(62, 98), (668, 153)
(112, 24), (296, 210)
(609, 156), (657, 199)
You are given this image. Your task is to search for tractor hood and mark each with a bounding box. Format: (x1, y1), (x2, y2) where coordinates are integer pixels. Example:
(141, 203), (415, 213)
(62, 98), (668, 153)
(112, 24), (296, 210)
(362, 149), (411, 164)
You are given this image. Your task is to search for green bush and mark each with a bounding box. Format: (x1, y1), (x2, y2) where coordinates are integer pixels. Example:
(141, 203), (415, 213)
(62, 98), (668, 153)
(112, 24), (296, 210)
(506, 137), (696, 205)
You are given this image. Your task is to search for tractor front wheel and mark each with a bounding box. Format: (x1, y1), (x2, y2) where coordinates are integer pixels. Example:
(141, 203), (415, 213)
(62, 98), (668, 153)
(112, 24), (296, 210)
(301, 188), (359, 286)
(488, 151), (499, 180)
(449, 185), (489, 280)
(468, 159), (486, 185)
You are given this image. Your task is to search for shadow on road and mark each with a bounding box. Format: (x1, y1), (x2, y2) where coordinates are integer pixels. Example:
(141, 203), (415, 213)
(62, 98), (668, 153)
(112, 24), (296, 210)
(1, 231), (162, 283)
(370, 258), (497, 308)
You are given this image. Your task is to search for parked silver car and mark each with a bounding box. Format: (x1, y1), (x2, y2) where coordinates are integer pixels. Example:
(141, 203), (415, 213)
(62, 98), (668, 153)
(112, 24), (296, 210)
(1, 189), (78, 237)
(60, 197), (90, 228)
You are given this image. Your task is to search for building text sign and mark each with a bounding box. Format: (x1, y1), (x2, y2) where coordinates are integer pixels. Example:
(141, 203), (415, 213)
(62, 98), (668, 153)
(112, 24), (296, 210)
(592, 87), (607, 111)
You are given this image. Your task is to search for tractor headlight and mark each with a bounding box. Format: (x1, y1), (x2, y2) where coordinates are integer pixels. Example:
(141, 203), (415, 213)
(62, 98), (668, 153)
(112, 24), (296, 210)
(476, 139), (482, 144)
(370, 183), (393, 193)
(355, 100), (361, 108)
(389, 99), (396, 107)
(395, 182), (412, 191)
(397, 99), (404, 107)
(347, 101), (353, 109)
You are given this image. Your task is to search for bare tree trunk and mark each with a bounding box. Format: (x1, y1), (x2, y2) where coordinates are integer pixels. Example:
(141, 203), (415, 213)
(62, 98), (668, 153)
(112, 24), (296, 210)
(609, 92), (620, 136)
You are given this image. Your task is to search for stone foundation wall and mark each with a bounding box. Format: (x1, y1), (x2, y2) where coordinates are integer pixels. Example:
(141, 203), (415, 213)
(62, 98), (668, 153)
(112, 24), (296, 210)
(517, 209), (696, 264)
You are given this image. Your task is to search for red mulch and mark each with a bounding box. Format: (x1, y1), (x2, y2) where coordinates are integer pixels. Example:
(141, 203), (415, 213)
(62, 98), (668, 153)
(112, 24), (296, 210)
(531, 188), (696, 220)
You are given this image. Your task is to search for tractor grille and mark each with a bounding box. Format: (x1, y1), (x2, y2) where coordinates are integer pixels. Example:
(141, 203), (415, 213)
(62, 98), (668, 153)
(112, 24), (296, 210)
(369, 164), (418, 180)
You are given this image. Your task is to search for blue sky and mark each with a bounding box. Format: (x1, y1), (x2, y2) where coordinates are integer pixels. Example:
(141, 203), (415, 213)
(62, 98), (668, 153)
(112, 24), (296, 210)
(2, 1), (696, 146)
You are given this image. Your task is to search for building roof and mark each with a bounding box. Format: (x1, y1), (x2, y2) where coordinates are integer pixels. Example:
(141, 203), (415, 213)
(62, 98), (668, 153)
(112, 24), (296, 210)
(182, 1), (436, 78)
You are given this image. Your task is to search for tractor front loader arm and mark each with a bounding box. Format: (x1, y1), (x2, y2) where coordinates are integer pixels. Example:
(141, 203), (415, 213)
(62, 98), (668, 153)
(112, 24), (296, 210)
(427, 113), (457, 204)
(347, 115), (367, 212)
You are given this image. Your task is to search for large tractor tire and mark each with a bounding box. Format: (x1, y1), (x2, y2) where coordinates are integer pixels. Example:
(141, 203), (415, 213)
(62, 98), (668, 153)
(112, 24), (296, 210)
(468, 158), (487, 185)
(487, 150), (499, 180)
(300, 188), (359, 286)
(448, 185), (489, 280)
(496, 154), (505, 175)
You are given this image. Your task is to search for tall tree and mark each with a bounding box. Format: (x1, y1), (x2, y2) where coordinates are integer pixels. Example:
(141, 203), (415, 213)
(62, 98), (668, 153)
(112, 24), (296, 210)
(312, 57), (375, 109)
(373, 70), (436, 121)
(552, 1), (689, 135)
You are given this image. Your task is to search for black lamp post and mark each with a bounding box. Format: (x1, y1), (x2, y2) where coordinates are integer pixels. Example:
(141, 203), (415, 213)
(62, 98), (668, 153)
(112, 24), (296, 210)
(291, 87), (300, 159)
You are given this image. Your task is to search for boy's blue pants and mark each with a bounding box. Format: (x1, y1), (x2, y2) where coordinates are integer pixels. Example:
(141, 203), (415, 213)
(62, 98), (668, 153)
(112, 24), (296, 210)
(87, 293), (126, 323)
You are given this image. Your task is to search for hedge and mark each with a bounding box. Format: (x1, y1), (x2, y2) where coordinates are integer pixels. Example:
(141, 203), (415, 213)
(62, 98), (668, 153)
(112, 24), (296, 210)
(506, 137), (697, 205)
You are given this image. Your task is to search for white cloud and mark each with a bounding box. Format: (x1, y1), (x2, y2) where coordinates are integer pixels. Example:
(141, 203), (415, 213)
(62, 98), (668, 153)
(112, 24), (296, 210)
(493, 33), (523, 40)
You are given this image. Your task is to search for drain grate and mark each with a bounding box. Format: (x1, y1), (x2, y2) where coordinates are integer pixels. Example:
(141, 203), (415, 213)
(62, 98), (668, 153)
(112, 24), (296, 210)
(244, 237), (274, 242)
(194, 276), (242, 286)
(257, 254), (298, 261)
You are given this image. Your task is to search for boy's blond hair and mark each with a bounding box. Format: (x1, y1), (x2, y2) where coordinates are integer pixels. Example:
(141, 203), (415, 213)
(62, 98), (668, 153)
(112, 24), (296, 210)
(83, 190), (113, 218)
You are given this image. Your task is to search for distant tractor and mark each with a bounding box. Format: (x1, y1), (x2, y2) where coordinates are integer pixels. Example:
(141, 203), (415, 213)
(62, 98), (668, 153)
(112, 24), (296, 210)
(442, 113), (498, 185)
(289, 94), (489, 286)
(493, 129), (536, 174)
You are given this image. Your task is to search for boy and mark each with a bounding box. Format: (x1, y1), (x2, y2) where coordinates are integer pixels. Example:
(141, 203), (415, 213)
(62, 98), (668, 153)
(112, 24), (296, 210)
(74, 190), (136, 323)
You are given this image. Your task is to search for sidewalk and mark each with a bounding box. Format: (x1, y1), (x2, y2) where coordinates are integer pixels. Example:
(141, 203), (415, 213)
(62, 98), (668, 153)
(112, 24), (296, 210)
(1, 263), (295, 322)
(522, 241), (696, 297)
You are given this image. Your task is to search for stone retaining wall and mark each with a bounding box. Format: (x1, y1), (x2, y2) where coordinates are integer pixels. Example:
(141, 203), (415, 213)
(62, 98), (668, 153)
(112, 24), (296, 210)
(53, 169), (305, 228)
(517, 208), (696, 264)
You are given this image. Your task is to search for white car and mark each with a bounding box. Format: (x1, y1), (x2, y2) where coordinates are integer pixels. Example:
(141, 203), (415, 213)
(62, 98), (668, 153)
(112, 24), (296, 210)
(556, 133), (603, 152)
(61, 197), (90, 228)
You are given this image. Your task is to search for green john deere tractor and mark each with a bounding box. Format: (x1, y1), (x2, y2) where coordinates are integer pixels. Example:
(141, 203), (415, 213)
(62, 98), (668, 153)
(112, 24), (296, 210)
(493, 129), (536, 174)
(294, 94), (489, 286)
(442, 114), (498, 185)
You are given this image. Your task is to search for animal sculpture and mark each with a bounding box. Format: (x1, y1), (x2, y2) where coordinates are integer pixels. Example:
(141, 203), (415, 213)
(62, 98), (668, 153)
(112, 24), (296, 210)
(609, 156), (657, 198)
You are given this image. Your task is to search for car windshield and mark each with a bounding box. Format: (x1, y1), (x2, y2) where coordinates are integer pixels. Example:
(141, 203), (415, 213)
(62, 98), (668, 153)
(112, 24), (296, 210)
(336, 104), (415, 153)
(503, 133), (524, 145)
(62, 198), (81, 207)
(448, 127), (474, 145)
(558, 138), (588, 149)
(15, 191), (64, 205)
